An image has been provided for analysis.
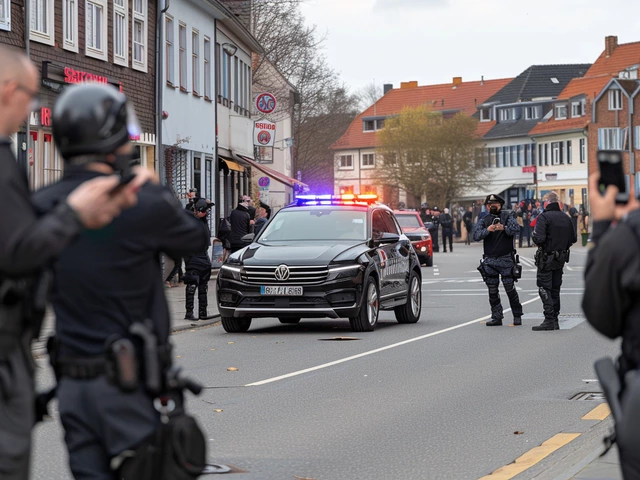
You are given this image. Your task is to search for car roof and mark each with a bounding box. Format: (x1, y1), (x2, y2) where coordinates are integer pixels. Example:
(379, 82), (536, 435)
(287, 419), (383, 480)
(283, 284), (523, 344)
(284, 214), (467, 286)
(283, 202), (394, 213)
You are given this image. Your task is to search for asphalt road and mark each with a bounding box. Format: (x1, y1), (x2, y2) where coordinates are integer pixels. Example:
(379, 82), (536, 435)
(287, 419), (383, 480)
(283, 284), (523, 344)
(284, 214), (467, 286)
(31, 242), (619, 480)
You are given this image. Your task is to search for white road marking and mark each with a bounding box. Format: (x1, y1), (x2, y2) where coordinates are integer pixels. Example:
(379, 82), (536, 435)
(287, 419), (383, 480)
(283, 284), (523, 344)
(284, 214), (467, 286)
(245, 297), (542, 387)
(566, 265), (575, 271)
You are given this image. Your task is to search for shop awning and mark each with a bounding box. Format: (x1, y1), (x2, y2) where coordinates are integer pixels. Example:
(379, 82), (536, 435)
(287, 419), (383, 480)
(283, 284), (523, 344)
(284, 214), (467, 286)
(219, 156), (245, 172)
(454, 184), (519, 202)
(236, 154), (308, 189)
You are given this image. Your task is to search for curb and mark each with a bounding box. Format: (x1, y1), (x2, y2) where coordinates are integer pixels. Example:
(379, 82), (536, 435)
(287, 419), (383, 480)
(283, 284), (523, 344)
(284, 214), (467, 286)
(171, 315), (221, 333)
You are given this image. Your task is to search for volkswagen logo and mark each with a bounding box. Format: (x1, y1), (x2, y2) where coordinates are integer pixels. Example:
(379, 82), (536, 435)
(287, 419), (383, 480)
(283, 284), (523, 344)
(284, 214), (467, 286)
(274, 264), (290, 281)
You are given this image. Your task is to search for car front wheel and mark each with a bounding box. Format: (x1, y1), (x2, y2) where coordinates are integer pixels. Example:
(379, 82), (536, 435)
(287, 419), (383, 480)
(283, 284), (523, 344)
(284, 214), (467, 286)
(395, 270), (421, 324)
(221, 316), (252, 333)
(349, 276), (379, 332)
(426, 255), (433, 267)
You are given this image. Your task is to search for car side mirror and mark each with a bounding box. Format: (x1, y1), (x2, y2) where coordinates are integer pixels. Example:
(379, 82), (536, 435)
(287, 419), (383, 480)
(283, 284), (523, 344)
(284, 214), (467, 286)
(241, 233), (255, 244)
(374, 232), (400, 245)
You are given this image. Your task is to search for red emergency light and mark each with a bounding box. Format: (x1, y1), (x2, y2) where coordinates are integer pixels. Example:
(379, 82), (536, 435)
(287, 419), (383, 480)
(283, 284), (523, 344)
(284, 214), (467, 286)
(296, 194), (379, 206)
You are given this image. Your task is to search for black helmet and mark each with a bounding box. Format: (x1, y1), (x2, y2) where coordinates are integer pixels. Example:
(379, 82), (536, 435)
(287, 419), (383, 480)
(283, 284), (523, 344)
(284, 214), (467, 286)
(484, 193), (505, 206)
(52, 83), (140, 161)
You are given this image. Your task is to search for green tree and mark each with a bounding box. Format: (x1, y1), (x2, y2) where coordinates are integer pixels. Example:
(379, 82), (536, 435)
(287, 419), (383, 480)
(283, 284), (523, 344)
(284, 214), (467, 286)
(378, 105), (485, 208)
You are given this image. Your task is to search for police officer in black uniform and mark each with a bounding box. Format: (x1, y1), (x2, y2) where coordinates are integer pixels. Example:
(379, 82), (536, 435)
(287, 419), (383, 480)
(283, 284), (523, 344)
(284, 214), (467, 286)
(425, 208), (440, 253)
(184, 198), (215, 320)
(473, 194), (523, 326)
(0, 46), (145, 480)
(32, 83), (209, 479)
(531, 192), (577, 331)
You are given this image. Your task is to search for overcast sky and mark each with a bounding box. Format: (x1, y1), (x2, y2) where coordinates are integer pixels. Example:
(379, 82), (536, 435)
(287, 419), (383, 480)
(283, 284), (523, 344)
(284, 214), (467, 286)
(299, 0), (640, 93)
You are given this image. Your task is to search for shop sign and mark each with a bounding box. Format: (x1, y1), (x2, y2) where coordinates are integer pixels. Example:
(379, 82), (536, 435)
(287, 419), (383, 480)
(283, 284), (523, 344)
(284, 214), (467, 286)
(64, 67), (109, 85)
(41, 107), (51, 127)
(253, 119), (276, 147)
(522, 166), (536, 173)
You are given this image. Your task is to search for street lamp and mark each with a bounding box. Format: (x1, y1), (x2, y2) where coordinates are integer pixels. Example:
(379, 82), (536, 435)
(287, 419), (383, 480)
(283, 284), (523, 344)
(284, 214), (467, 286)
(222, 43), (237, 56)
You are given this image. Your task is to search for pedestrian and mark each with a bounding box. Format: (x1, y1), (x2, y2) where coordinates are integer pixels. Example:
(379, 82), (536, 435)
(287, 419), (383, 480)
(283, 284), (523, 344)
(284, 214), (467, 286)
(463, 206), (473, 245)
(32, 83), (209, 479)
(229, 195), (255, 253)
(259, 200), (272, 220)
(582, 172), (640, 479)
(164, 254), (184, 287)
(519, 203), (533, 248)
(569, 203), (579, 236)
(429, 207), (440, 253)
(531, 192), (577, 331)
(419, 204), (429, 225)
(473, 194), (523, 326)
(254, 206), (268, 236)
(184, 198), (215, 320)
(0, 45), (146, 480)
(440, 207), (454, 252)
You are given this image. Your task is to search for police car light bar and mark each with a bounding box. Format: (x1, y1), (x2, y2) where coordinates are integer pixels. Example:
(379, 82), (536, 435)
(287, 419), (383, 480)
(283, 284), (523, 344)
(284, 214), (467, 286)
(296, 194), (379, 206)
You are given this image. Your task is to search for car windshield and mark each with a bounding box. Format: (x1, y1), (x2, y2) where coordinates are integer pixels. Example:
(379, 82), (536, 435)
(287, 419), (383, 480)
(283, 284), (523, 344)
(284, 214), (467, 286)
(258, 208), (368, 242)
(396, 214), (422, 228)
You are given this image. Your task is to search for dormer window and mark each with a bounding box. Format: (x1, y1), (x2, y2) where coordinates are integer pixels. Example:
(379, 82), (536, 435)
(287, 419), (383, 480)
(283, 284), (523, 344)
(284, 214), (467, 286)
(480, 108), (491, 122)
(499, 108), (515, 121)
(362, 118), (385, 132)
(571, 101), (585, 117)
(609, 90), (623, 110)
(555, 104), (568, 120)
(524, 106), (540, 120)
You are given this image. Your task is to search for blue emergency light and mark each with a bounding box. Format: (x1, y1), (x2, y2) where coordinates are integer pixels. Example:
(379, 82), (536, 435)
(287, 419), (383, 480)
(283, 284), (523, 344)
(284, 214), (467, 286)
(295, 194), (379, 206)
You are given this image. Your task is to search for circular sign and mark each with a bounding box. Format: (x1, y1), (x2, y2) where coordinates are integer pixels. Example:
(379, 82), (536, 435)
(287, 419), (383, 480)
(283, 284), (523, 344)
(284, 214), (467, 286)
(257, 130), (272, 145)
(255, 93), (277, 114)
(258, 176), (270, 187)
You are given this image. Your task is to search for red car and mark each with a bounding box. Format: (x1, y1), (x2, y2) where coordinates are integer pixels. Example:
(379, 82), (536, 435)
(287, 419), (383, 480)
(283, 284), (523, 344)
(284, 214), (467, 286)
(393, 210), (433, 267)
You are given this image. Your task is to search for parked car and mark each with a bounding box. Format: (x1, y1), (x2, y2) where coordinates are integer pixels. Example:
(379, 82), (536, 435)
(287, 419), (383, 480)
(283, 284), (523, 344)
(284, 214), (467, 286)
(393, 210), (433, 267)
(216, 194), (423, 333)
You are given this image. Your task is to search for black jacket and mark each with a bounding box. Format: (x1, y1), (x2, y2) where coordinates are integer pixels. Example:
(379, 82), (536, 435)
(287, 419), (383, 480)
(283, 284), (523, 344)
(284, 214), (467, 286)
(583, 211), (640, 376)
(532, 203), (577, 252)
(439, 213), (453, 230)
(32, 168), (209, 357)
(229, 203), (252, 246)
(463, 211), (472, 226)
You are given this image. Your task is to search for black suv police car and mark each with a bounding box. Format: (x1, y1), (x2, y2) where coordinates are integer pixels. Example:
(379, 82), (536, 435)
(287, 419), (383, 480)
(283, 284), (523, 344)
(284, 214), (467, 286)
(216, 194), (423, 333)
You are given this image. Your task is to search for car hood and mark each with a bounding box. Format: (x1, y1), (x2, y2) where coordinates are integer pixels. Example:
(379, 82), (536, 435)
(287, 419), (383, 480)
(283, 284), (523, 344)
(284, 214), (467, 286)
(403, 227), (431, 238)
(238, 241), (367, 266)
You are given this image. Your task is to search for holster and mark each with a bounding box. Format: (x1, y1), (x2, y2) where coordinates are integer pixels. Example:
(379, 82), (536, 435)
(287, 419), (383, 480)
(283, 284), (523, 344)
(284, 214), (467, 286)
(511, 251), (522, 281)
(0, 278), (28, 362)
(477, 261), (488, 282)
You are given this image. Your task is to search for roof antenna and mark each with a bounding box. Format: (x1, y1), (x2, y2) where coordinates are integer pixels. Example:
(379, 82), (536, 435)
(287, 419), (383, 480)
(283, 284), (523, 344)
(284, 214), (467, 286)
(373, 78), (376, 117)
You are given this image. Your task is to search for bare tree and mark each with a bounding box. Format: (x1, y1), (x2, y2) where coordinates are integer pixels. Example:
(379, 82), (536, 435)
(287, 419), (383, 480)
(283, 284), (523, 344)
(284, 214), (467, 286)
(356, 82), (383, 111)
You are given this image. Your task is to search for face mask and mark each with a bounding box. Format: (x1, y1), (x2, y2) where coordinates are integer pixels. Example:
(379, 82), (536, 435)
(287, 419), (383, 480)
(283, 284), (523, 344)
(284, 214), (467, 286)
(489, 206), (499, 214)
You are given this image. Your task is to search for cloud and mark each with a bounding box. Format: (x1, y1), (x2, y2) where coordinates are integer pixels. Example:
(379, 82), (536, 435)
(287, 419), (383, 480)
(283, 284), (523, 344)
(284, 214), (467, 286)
(374, 0), (448, 10)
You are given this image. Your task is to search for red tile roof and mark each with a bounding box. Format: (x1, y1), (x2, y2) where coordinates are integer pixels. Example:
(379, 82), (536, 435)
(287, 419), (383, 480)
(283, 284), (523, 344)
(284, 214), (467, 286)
(331, 78), (513, 150)
(556, 75), (612, 101)
(585, 41), (640, 76)
(475, 121), (497, 138)
(530, 116), (589, 136)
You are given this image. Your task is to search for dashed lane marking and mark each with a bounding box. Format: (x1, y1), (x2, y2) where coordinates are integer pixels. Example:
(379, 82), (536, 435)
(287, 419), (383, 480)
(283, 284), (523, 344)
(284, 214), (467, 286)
(581, 403), (611, 421)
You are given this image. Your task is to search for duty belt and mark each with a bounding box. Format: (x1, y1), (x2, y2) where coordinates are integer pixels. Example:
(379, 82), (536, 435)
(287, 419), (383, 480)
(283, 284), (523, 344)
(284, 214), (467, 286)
(56, 356), (107, 379)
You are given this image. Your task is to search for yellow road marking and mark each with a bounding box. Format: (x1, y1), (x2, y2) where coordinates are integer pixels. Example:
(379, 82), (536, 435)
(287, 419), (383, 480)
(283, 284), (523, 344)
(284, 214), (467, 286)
(581, 403), (611, 421)
(478, 433), (581, 480)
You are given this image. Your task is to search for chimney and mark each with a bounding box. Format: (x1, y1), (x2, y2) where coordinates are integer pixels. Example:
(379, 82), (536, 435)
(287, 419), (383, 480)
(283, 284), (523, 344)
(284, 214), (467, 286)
(605, 35), (619, 58)
(481, 75), (484, 86)
(400, 81), (418, 89)
(383, 83), (393, 95)
(453, 77), (463, 86)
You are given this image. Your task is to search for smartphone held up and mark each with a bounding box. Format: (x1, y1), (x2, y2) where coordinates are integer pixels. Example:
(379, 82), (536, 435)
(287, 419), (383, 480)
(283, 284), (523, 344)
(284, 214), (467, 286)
(597, 150), (629, 204)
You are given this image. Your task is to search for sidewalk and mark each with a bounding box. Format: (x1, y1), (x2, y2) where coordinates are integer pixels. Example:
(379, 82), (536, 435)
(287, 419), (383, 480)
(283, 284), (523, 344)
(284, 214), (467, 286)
(32, 270), (220, 356)
(569, 445), (622, 480)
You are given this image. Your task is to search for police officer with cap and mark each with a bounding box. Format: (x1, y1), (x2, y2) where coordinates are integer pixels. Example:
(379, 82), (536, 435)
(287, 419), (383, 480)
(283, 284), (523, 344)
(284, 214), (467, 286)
(473, 193), (523, 326)
(32, 82), (209, 479)
(0, 45), (146, 479)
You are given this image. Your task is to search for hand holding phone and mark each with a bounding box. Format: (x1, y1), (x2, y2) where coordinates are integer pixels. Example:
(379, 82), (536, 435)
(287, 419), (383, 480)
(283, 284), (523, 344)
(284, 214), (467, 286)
(492, 217), (501, 225)
(597, 150), (628, 204)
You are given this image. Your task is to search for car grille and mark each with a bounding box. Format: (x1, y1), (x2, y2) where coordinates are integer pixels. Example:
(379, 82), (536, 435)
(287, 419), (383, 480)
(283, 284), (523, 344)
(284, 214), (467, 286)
(241, 265), (329, 285)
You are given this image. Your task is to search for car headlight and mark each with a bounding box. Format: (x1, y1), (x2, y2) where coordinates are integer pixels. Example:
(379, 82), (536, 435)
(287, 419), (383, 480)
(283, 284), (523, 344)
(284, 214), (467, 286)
(220, 264), (242, 281)
(327, 264), (363, 280)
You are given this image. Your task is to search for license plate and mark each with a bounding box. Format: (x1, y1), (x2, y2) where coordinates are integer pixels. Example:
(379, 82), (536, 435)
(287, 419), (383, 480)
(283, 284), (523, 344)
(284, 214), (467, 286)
(260, 286), (304, 296)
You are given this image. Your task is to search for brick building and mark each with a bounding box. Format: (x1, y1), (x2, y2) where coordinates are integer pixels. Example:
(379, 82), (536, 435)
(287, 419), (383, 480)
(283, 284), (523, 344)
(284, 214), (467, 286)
(0, 0), (156, 190)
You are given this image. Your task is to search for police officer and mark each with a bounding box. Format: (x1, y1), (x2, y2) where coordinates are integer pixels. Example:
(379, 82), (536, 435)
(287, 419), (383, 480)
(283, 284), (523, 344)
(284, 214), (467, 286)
(440, 207), (454, 253)
(0, 46), (145, 479)
(32, 83), (209, 479)
(582, 172), (640, 479)
(425, 208), (440, 253)
(473, 194), (523, 326)
(184, 198), (215, 320)
(531, 192), (577, 331)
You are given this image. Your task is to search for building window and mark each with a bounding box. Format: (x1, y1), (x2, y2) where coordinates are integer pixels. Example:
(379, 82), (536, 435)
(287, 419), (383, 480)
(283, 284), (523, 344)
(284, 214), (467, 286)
(221, 49), (228, 100)
(580, 138), (586, 163)
(339, 185), (354, 195)
(233, 56), (239, 107)
(0, 0), (10, 31)
(499, 109), (514, 121)
(635, 127), (640, 150)
(517, 145), (524, 166)
(113, 0), (128, 66)
(43, 134), (62, 186)
(192, 30), (199, 96)
(524, 106), (539, 120)
(571, 101), (584, 117)
(62, 0), (77, 51)
(526, 144), (533, 166)
(598, 128), (624, 150)
(609, 90), (623, 111)
(165, 16), (174, 85)
(238, 60), (244, 109)
(339, 155), (353, 169)
(497, 147), (503, 168)
(545, 143), (549, 166)
(85, 0), (107, 60)
(555, 104), (568, 120)
(363, 120), (375, 132)
(567, 140), (572, 165)
(203, 37), (211, 100)
(538, 144), (543, 167)
(361, 185), (377, 195)
(226, 51), (231, 102)
(244, 63), (250, 112)
(215, 43), (220, 101)
(178, 23), (187, 91)
(30, 0), (54, 44)
(480, 108), (491, 122)
(510, 145), (517, 167)
(552, 142), (559, 166)
(362, 153), (375, 168)
(132, 0), (147, 71)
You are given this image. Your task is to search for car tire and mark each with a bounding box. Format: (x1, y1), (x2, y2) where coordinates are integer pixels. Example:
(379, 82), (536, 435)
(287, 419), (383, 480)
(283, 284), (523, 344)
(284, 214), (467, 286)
(426, 255), (433, 267)
(221, 316), (252, 333)
(278, 317), (301, 324)
(349, 276), (379, 332)
(395, 270), (422, 324)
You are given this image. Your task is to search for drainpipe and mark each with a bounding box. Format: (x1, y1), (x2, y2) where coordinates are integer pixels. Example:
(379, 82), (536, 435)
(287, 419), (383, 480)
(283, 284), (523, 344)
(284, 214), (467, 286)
(24, 0), (30, 178)
(629, 94), (635, 177)
(155, 0), (170, 185)
(213, 19), (220, 236)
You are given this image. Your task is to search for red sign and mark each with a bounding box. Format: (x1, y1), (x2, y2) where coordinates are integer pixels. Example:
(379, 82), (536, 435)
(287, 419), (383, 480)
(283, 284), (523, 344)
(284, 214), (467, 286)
(255, 93), (277, 114)
(522, 166), (536, 173)
(64, 67), (108, 85)
(255, 122), (276, 130)
(40, 107), (51, 127)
